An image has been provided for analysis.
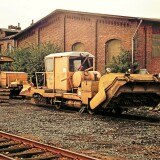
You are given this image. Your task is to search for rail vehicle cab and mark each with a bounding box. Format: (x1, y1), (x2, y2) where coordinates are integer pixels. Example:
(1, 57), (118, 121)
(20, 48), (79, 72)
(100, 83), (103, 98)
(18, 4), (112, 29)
(44, 52), (100, 93)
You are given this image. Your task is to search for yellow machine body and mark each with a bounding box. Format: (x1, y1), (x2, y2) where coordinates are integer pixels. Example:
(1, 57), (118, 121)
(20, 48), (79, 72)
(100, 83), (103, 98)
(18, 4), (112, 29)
(20, 52), (160, 113)
(0, 55), (28, 102)
(90, 73), (160, 110)
(0, 71), (27, 87)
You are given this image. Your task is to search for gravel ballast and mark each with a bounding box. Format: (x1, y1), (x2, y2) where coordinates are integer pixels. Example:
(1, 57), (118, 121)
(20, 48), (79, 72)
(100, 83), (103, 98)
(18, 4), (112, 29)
(0, 100), (160, 160)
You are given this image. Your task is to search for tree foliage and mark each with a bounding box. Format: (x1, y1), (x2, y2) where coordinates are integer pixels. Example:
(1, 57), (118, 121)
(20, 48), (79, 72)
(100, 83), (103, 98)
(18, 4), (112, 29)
(106, 49), (139, 73)
(8, 42), (61, 81)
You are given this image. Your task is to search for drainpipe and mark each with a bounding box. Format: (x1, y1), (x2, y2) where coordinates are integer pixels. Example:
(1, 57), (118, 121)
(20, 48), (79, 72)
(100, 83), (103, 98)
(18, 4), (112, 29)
(38, 28), (40, 46)
(64, 15), (66, 52)
(95, 19), (98, 70)
(14, 39), (17, 48)
(131, 19), (142, 66)
(144, 26), (147, 68)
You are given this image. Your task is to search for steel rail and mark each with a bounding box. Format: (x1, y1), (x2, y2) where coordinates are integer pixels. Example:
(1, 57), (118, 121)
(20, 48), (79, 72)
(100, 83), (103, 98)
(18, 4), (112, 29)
(0, 131), (99, 160)
(0, 154), (14, 160)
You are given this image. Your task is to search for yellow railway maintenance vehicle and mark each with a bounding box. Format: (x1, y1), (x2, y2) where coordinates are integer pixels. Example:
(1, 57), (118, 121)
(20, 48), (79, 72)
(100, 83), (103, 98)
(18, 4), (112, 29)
(0, 55), (27, 103)
(20, 52), (160, 114)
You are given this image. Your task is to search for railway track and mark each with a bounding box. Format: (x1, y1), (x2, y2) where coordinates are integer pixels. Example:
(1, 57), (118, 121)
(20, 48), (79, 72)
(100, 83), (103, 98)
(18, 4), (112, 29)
(0, 131), (99, 160)
(52, 106), (160, 124)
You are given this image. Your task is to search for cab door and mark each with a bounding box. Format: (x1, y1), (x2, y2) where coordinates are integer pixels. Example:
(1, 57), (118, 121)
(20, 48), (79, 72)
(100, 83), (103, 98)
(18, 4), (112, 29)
(45, 58), (54, 90)
(54, 57), (68, 92)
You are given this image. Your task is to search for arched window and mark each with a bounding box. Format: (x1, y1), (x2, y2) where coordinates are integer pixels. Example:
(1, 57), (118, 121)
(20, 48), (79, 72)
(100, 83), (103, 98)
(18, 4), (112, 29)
(7, 43), (12, 52)
(105, 39), (122, 64)
(72, 42), (85, 51)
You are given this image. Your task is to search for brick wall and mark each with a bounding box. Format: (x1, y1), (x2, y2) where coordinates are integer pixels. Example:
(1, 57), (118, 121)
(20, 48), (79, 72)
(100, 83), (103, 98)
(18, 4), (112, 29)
(96, 19), (135, 73)
(12, 11), (160, 74)
(16, 29), (37, 47)
(0, 39), (14, 53)
(65, 14), (96, 53)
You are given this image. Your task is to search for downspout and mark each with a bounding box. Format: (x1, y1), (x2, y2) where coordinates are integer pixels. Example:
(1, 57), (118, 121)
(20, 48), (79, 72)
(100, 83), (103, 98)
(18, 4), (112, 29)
(64, 15), (66, 52)
(14, 38), (17, 48)
(144, 26), (147, 68)
(38, 28), (40, 46)
(95, 19), (98, 70)
(131, 19), (142, 66)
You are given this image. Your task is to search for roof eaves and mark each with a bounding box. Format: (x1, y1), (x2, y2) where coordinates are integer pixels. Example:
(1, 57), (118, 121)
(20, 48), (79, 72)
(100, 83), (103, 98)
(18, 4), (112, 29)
(0, 28), (21, 33)
(0, 34), (15, 40)
(13, 9), (61, 39)
(12, 9), (160, 39)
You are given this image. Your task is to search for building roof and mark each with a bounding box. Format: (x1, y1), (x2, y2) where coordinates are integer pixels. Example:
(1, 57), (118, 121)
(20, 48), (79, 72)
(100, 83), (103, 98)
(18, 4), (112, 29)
(0, 28), (21, 40)
(12, 9), (160, 39)
(0, 55), (14, 63)
(0, 35), (16, 40)
(0, 28), (21, 33)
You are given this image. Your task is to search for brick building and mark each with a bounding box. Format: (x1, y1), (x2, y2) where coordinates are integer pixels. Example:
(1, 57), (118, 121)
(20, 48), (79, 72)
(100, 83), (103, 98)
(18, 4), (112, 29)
(4, 10), (160, 73)
(0, 25), (21, 53)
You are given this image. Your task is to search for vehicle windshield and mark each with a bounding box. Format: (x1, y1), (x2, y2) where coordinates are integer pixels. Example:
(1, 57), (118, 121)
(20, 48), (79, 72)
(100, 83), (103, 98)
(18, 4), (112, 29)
(69, 56), (93, 72)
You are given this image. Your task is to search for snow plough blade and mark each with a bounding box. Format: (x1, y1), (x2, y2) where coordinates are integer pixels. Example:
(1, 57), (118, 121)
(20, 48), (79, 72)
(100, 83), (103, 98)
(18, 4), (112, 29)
(90, 73), (160, 110)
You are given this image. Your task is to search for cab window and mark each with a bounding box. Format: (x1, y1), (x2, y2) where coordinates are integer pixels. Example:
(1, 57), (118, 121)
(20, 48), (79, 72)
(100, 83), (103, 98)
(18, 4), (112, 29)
(45, 58), (53, 72)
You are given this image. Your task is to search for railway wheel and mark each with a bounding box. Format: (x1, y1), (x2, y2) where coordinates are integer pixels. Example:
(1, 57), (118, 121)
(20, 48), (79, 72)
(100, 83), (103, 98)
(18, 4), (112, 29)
(55, 102), (62, 110)
(33, 94), (46, 105)
(113, 107), (123, 115)
(87, 107), (95, 114)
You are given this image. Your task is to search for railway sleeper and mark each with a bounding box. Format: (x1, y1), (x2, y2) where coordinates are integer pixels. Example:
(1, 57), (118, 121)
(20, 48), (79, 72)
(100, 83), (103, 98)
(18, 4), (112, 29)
(0, 145), (32, 153)
(0, 144), (63, 160)
(0, 138), (10, 143)
(0, 153), (14, 160)
(8, 148), (44, 158)
(0, 131), (99, 160)
(26, 153), (63, 160)
(0, 142), (20, 149)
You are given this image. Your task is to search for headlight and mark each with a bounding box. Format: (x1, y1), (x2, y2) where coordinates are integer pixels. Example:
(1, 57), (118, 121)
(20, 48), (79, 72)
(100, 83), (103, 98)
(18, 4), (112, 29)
(106, 68), (111, 73)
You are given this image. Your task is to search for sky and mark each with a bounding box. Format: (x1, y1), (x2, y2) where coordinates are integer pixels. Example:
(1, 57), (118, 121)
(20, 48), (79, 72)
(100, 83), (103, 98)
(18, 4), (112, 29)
(0, 0), (160, 29)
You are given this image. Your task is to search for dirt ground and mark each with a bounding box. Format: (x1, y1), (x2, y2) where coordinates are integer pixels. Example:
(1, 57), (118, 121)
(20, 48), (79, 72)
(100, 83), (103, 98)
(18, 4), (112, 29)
(0, 99), (159, 160)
